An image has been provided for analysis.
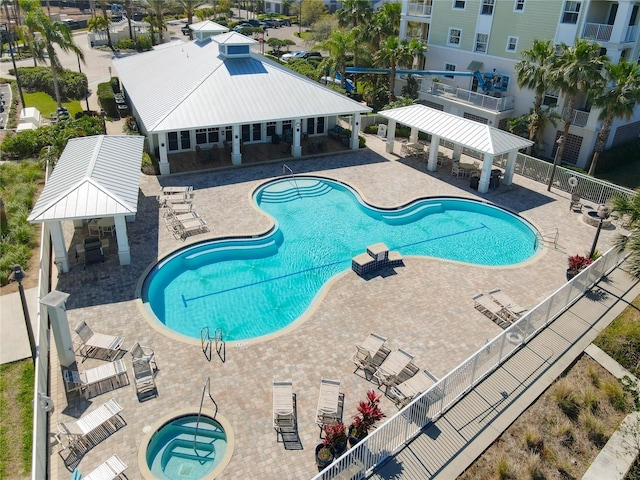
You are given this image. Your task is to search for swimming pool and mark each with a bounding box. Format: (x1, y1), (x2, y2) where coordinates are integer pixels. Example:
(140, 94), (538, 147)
(141, 177), (539, 342)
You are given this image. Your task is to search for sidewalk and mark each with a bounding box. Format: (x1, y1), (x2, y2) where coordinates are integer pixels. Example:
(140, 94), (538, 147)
(0, 287), (40, 364)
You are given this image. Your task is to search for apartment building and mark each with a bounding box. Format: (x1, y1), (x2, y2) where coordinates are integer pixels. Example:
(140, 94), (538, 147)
(398, 0), (640, 168)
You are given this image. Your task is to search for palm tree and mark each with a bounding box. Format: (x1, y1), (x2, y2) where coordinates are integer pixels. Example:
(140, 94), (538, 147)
(336, 0), (372, 29)
(177, 0), (201, 40)
(375, 37), (426, 103)
(319, 29), (355, 91)
(147, 0), (168, 43)
(612, 191), (640, 278)
(24, 9), (85, 109)
(587, 60), (640, 175)
(552, 39), (607, 164)
(98, 0), (114, 50)
(124, 0), (134, 40)
(514, 39), (558, 153)
(87, 15), (107, 33)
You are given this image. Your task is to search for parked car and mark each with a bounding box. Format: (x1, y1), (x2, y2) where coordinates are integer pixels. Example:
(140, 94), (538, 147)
(246, 19), (265, 27)
(233, 23), (254, 32)
(281, 51), (309, 62)
(262, 19), (280, 28)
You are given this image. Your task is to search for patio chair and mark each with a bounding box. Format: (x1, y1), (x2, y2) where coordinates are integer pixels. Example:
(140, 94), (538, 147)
(74, 321), (124, 360)
(570, 193), (583, 212)
(472, 292), (514, 327)
(130, 342), (157, 371)
(315, 378), (342, 433)
(373, 348), (415, 391)
(350, 333), (387, 375)
(174, 217), (209, 240)
(161, 185), (193, 194)
(55, 399), (124, 452)
(132, 358), (158, 401)
(451, 162), (462, 177)
(388, 369), (439, 408)
(488, 288), (527, 317)
(63, 359), (129, 398)
(273, 379), (295, 441)
(165, 212), (201, 230)
(83, 454), (128, 480)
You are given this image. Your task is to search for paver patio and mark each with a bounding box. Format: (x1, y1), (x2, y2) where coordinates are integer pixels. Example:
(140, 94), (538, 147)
(48, 136), (620, 480)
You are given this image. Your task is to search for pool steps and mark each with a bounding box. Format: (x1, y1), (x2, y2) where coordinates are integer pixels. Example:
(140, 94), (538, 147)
(160, 438), (216, 469)
(381, 203), (443, 224)
(259, 180), (331, 203)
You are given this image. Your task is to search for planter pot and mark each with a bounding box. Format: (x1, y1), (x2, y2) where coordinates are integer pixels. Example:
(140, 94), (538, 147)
(333, 441), (347, 457)
(566, 269), (578, 281)
(315, 444), (334, 470)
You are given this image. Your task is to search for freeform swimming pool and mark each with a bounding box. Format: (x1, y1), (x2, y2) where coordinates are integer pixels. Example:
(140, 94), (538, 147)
(141, 177), (539, 342)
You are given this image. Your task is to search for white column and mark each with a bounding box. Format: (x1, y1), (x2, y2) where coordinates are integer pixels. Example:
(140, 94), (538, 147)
(350, 114), (361, 150)
(232, 125), (242, 165)
(478, 153), (494, 193)
(158, 132), (170, 175)
(409, 127), (419, 144)
(40, 290), (74, 367)
(114, 216), (130, 265)
(452, 143), (463, 161)
(293, 120), (302, 157)
(503, 151), (517, 186)
(49, 221), (69, 273)
(385, 120), (396, 153)
(609, 1), (635, 44)
(427, 134), (440, 172)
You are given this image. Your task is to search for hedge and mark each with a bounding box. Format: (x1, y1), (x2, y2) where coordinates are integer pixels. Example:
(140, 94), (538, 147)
(97, 80), (118, 118)
(13, 66), (88, 100)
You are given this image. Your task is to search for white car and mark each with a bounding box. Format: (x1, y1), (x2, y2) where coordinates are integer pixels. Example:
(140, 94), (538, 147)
(281, 51), (309, 62)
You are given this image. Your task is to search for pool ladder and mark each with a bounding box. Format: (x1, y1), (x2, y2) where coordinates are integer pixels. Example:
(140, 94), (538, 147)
(282, 164), (301, 197)
(200, 327), (225, 362)
(194, 376), (218, 455)
(535, 228), (560, 249)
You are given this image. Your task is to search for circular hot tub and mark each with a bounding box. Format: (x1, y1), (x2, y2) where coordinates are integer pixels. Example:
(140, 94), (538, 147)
(139, 408), (234, 480)
(583, 210), (612, 228)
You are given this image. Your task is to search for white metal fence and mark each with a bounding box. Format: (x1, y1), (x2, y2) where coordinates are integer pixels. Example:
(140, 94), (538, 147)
(311, 244), (628, 480)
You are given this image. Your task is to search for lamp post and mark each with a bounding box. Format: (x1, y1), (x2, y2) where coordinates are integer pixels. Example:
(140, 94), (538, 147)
(588, 204), (609, 260)
(547, 135), (565, 192)
(8, 265), (36, 366)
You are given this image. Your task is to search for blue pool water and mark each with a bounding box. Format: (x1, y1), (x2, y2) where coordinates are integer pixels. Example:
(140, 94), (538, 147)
(142, 177), (539, 342)
(146, 415), (227, 480)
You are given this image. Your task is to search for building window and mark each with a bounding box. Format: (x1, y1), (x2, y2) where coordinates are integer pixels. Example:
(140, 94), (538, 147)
(267, 121), (276, 137)
(543, 90), (559, 106)
(225, 127), (232, 142)
(453, 0), (465, 9)
(167, 132), (179, 151)
(448, 28), (461, 46)
(196, 127), (219, 144)
(317, 117), (325, 134)
(208, 127), (219, 143)
(307, 117), (315, 134)
(562, 1), (580, 24)
(241, 124), (251, 142)
(514, 0), (525, 10)
(195, 128), (207, 145)
(506, 36), (518, 52)
(475, 33), (488, 53)
(180, 130), (190, 149)
(444, 63), (456, 78)
(481, 0), (494, 15)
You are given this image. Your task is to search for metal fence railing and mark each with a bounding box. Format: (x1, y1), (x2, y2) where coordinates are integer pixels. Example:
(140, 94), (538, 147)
(311, 244), (628, 480)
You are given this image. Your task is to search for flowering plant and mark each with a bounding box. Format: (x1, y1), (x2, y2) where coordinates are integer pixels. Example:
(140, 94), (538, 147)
(322, 421), (348, 453)
(349, 390), (386, 439)
(568, 254), (593, 273)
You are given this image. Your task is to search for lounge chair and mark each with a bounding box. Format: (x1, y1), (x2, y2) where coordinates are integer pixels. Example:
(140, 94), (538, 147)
(488, 288), (527, 317)
(63, 359), (129, 398)
(350, 333), (388, 375)
(55, 399), (124, 452)
(74, 321), (124, 360)
(161, 185), (193, 194)
(315, 378), (342, 433)
(570, 193), (583, 212)
(165, 212), (201, 231)
(130, 342), (157, 371)
(83, 454), (128, 480)
(472, 292), (514, 327)
(373, 348), (415, 391)
(388, 369), (439, 408)
(174, 217), (209, 240)
(132, 358), (157, 401)
(273, 379), (295, 441)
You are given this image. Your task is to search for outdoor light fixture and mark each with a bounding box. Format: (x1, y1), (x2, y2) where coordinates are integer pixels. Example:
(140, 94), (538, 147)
(547, 135), (565, 192)
(588, 205), (609, 260)
(8, 265), (36, 365)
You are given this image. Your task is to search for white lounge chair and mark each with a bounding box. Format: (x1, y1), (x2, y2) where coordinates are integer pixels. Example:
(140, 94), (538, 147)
(161, 185), (193, 194)
(130, 342), (157, 371)
(315, 378), (342, 432)
(488, 288), (527, 317)
(389, 369), (439, 408)
(63, 359), (129, 398)
(174, 217), (209, 240)
(133, 358), (157, 401)
(472, 292), (514, 327)
(73, 321), (124, 361)
(350, 333), (388, 375)
(55, 399), (124, 452)
(273, 379), (295, 440)
(83, 454), (128, 480)
(373, 348), (415, 391)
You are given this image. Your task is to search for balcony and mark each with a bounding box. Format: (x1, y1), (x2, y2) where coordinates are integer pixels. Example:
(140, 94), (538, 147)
(424, 82), (514, 112)
(625, 25), (638, 43)
(407, 2), (432, 17)
(581, 22), (613, 42)
(562, 107), (590, 127)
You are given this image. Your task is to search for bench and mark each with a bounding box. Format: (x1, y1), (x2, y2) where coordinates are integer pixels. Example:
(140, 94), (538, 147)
(352, 243), (403, 276)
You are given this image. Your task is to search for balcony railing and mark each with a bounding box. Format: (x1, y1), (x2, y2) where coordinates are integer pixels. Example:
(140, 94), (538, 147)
(581, 22), (613, 41)
(407, 2), (432, 16)
(562, 107), (590, 127)
(425, 82), (514, 112)
(625, 25), (638, 43)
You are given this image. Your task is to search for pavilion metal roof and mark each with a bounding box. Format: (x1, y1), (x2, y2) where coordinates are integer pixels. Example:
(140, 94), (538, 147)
(112, 36), (371, 133)
(379, 104), (533, 156)
(28, 135), (145, 223)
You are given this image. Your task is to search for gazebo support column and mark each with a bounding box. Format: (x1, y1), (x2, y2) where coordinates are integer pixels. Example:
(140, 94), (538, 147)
(350, 114), (361, 150)
(385, 120), (396, 153)
(452, 143), (463, 162)
(232, 125), (242, 165)
(114, 216), (130, 265)
(503, 150), (517, 186)
(293, 120), (302, 157)
(426, 134), (440, 172)
(478, 153), (494, 193)
(158, 132), (170, 175)
(49, 221), (70, 273)
(409, 127), (419, 144)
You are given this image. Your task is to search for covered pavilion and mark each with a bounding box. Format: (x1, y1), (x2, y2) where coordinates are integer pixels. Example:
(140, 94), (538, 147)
(379, 104), (533, 193)
(27, 135), (145, 273)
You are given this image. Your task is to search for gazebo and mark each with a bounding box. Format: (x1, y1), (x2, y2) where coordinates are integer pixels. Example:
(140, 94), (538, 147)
(28, 135), (145, 273)
(379, 105), (534, 193)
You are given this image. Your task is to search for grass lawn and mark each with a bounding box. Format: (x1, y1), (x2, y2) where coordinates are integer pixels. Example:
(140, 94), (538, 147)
(23, 92), (83, 118)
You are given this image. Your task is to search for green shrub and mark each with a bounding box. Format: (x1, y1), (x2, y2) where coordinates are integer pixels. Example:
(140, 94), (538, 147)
(110, 76), (121, 94)
(359, 135), (366, 148)
(16, 66), (88, 100)
(135, 34), (153, 51)
(115, 38), (136, 50)
(97, 81), (118, 118)
(602, 380), (629, 411)
(580, 385), (600, 414)
(141, 152), (157, 175)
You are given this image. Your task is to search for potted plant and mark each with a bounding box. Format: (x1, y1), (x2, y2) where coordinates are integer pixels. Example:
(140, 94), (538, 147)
(567, 254), (593, 279)
(348, 390), (386, 447)
(323, 421), (348, 457)
(315, 440), (334, 470)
